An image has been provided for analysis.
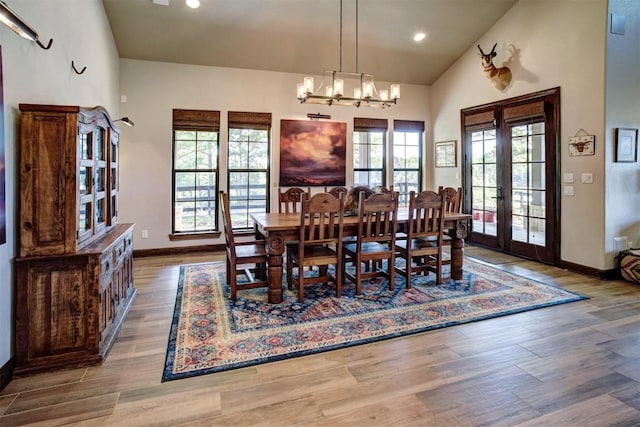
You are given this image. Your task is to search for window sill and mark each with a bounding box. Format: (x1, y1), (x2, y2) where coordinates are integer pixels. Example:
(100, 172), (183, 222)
(169, 231), (221, 241)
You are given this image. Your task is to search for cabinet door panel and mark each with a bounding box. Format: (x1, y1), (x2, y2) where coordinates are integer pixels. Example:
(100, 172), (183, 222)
(19, 111), (77, 256)
(27, 265), (88, 357)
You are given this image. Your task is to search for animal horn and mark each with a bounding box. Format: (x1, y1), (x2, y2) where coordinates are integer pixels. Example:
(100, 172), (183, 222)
(490, 43), (498, 54)
(477, 44), (486, 55)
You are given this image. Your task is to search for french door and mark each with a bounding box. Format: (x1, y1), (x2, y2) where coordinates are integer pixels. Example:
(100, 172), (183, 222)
(462, 88), (560, 265)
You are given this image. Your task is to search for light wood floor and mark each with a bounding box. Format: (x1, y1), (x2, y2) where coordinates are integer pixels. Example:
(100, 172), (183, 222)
(2, 249), (640, 426)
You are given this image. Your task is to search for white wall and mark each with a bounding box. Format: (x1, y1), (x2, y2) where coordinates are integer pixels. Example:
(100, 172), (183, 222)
(430, 0), (608, 269)
(605, 0), (640, 265)
(118, 59), (430, 250)
(0, 0), (119, 368)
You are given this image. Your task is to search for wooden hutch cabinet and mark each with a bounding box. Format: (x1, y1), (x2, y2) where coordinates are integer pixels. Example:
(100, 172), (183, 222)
(15, 104), (135, 375)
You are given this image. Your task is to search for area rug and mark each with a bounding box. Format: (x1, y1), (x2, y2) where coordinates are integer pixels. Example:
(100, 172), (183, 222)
(162, 259), (587, 381)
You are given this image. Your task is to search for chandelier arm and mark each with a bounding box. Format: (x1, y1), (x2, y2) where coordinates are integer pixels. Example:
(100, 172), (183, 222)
(339, 0), (343, 72)
(355, 0), (358, 74)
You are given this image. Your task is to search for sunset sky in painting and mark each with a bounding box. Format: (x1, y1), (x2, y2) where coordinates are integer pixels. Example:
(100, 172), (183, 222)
(279, 120), (346, 186)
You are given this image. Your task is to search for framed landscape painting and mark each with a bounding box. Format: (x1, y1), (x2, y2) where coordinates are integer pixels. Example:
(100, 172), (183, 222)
(279, 119), (346, 186)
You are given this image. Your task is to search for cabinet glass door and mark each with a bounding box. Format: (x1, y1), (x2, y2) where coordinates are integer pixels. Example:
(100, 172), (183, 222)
(78, 133), (94, 243)
(108, 132), (118, 225)
(94, 128), (108, 234)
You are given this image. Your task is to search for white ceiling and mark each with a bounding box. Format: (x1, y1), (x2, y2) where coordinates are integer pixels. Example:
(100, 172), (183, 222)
(102, 0), (518, 86)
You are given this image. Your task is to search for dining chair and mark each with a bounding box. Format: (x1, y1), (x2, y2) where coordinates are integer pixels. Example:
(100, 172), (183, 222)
(220, 191), (269, 300)
(394, 190), (447, 287)
(438, 186), (463, 266)
(278, 187), (310, 214)
(325, 185), (348, 200)
(286, 192), (345, 302)
(343, 191), (399, 295)
(438, 186), (463, 214)
(344, 186), (375, 214)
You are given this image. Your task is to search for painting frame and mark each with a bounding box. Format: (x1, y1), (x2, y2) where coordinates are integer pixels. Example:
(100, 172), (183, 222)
(435, 140), (457, 168)
(615, 128), (638, 163)
(0, 46), (5, 245)
(279, 119), (346, 187)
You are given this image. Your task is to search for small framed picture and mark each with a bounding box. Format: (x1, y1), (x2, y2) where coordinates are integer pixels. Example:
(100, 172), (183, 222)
(615, 128), (638, 163)
(435, 141), (457, 167)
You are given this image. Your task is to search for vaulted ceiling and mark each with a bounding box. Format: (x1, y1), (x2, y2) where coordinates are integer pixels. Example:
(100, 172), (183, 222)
(102, 0), (517, 86)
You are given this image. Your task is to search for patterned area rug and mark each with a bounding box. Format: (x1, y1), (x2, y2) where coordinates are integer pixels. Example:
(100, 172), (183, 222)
(162, 259), (587, 381)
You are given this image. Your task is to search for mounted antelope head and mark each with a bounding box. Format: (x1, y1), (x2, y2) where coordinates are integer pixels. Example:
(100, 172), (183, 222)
(477, 43), (512, 91)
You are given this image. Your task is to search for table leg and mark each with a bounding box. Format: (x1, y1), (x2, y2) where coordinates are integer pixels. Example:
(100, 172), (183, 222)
(266, 234), (285, 303)
(451, 238), (464, 280)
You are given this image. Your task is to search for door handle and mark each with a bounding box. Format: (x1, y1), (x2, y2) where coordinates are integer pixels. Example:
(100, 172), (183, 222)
(491, 187), (504, 200)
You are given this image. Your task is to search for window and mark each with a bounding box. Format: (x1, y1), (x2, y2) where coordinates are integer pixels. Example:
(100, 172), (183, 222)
(393, 120), (424, 204)
(172, 109), (220, 234)
(353, 117), (387, 188)
(227, 111), (271, 230)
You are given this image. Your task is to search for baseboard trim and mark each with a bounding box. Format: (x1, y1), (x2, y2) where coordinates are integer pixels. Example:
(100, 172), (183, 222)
(0, 356), (15, 392)
(559, 260), (616, 279)
(134, 244), (225, 258)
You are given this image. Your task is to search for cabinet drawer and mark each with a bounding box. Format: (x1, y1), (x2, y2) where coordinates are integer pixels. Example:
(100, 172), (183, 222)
(100, 250), (113, 278)
(114, 239), (126, 265)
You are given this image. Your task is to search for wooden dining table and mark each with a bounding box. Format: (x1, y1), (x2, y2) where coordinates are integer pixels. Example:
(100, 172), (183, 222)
(251, 210), (472, 304)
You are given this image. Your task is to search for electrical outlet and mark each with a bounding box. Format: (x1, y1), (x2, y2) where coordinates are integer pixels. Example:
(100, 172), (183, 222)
(563, 185), (574, 196)
(581, 173), (593, 184)
(614, 236), (628, 254)
(141, 229), (149, 239)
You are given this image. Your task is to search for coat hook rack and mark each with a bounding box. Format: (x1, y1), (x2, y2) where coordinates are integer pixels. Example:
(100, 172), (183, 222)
(71, 61), (86, 75)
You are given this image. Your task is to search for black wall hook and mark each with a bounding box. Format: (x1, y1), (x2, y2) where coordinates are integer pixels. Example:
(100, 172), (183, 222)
(37, 39), (53, 50)
(72, 61), (87, 75)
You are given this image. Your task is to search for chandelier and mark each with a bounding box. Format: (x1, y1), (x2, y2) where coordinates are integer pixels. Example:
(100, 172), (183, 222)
(296, 0), (400, 108)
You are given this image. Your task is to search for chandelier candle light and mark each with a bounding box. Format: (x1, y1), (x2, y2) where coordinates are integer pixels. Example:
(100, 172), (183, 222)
(296, 0), (400, 108)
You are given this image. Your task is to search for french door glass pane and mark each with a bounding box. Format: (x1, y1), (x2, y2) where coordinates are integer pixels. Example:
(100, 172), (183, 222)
(510, 123), (545, 246)
(470, 129), (497, 236)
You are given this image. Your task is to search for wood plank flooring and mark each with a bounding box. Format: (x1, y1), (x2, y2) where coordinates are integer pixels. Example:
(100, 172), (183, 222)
(2, 249), (640, 426)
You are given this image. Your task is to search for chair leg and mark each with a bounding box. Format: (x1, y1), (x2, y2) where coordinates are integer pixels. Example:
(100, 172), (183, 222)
(297, 262), (305, 303)
(319, 265), (328, 283)
(355, 258), (363, 296)
(228, 258), (237, 301)
(335, 260), (342, 298)
(286, 250), (293, 290)
(388, 254), (395, 291)
(341, 252), (347, 294)
(405, 254), (412, 289)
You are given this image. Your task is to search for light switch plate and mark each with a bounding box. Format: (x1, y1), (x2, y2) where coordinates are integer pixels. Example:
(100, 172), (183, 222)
(582, 173), (593, 184)
(564, 186), (574, 196)
(563, 173), (574, 183)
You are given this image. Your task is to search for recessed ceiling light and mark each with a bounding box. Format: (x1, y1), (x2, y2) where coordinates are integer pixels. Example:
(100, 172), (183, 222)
(186, 0), (200, 8)
(413, 32), (426, 42)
